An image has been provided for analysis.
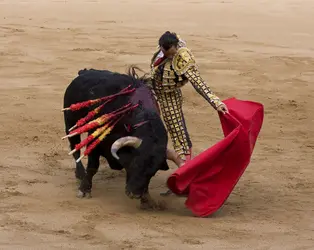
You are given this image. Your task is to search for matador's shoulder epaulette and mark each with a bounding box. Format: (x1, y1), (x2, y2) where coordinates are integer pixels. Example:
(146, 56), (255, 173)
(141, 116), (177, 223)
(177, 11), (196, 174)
(172, 47), (196, 75)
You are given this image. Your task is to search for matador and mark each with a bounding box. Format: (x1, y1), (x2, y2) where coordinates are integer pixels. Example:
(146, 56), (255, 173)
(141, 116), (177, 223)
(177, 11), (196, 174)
(149, 31), (228, 164)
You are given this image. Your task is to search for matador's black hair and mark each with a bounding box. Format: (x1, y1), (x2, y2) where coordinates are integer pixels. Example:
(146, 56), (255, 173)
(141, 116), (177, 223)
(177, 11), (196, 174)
(158, 31), (179, 51)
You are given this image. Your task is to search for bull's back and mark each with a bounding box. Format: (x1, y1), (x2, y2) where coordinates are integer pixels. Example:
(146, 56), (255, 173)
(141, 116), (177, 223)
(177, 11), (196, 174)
(62, 68), (150, 131)
(63, 69), (132, 108)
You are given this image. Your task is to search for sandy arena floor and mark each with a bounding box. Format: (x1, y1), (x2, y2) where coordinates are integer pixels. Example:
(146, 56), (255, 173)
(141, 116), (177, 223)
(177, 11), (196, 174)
(0, 0), (313, 249)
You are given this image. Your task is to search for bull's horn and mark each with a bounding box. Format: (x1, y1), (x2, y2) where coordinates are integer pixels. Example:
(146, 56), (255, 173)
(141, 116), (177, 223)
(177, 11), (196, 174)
(111, 136), (143, 160)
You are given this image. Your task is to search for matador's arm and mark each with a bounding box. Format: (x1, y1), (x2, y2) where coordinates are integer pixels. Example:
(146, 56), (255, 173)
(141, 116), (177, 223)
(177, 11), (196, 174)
(184, 66), (222, 110)
(172, 47), (224, 110)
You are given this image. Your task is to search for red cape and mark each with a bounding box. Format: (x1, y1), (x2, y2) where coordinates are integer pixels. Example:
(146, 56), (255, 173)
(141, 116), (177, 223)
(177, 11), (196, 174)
(167, 97), (264, 217)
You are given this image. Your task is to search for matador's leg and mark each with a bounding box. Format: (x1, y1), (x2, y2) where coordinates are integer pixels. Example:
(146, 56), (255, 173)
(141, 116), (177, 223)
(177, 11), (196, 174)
(155, 89), (192, 161)
(154, 89), (192, 196)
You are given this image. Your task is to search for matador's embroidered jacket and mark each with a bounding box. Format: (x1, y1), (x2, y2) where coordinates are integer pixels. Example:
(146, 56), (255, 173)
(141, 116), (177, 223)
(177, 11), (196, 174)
(150, 46), (224, 158)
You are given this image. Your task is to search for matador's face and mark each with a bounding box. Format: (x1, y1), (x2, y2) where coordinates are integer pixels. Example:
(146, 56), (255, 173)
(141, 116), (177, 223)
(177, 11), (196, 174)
(161, 45), (178, 58)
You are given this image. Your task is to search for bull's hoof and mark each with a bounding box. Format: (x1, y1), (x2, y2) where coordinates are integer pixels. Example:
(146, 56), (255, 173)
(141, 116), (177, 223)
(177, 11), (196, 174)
(77, 190), (84, 198)
(140, 198), (167, 211)
(78, 178), (92, 198)
(140, 200), (156, 210)
(76, 190), (92, 199)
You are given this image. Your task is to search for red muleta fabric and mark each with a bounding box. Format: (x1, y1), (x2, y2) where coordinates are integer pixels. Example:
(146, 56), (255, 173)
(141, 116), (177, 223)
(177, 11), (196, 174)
(167, 97), (264, 217)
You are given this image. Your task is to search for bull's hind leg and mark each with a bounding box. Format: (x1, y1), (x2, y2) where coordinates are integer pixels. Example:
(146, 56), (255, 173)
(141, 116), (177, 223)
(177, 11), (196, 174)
(77, 149), (101, 199)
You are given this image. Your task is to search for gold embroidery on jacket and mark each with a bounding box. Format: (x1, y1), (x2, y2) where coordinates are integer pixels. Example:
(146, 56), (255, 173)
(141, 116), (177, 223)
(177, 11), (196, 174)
(150, 47), (222, 156)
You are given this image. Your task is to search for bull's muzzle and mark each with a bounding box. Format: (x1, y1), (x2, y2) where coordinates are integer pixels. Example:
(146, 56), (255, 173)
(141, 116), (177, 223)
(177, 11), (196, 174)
(111, 136), (142, 160)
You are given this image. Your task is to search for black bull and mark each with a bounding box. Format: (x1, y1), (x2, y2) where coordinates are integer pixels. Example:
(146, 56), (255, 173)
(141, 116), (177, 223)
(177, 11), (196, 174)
(62, 68), (180, 206)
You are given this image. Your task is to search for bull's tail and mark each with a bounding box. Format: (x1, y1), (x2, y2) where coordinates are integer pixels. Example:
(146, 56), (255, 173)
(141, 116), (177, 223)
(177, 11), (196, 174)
(126, 65), (151, 82)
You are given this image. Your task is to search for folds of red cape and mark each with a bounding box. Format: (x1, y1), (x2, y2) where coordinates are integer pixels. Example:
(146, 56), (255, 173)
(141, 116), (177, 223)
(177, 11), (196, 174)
(167, 97), (264, 217)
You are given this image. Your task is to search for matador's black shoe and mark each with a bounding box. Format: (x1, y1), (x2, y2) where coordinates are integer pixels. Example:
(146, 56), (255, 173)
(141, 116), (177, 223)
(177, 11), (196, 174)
(160, 189), (173, 196)
(160, 189), (188, 197)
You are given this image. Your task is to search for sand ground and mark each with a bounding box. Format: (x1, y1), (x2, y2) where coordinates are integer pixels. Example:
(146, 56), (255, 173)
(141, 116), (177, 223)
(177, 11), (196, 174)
(0, 0), (314, 249)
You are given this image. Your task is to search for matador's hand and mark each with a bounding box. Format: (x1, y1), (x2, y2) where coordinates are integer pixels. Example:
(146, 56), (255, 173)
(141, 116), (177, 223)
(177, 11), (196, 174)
(217, 103), (229, 114)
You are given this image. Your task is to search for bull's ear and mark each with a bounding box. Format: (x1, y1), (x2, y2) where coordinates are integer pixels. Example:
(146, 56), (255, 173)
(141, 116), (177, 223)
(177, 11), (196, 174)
(159, 159), (169, 171)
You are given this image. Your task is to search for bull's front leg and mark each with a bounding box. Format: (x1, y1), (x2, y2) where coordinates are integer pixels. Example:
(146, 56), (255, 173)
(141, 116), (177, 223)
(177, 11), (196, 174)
(74, 153), (86, 181)
(67, 134), (86, 180)
(77, 151), (100, 199)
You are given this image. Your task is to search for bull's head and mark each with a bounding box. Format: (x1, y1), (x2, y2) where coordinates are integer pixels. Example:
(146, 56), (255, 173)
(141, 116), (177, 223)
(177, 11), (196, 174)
(110, 135), (173, 199)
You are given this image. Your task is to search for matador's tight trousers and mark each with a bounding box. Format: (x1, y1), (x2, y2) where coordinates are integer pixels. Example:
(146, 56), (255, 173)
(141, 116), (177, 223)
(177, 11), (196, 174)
(154, 88), (192, 158)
